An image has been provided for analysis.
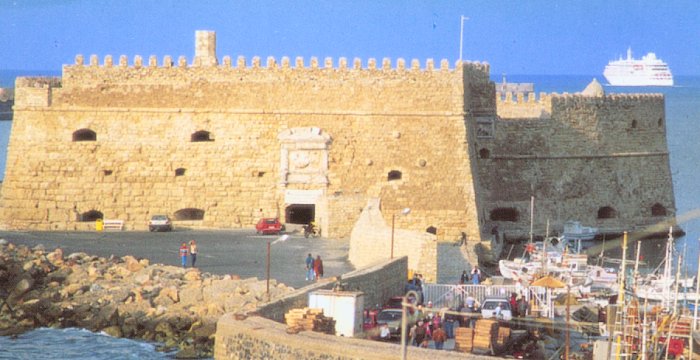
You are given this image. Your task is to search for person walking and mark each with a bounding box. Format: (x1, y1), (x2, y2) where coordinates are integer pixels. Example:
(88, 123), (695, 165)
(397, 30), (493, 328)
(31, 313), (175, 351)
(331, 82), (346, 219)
(455, 231), (467, 246)
(189, 240), (198, 268)
(432, 324), (447, 350)
(305, 253), (315, 281)
(314, 255), (324, 280)
(179, 242), (188, 268)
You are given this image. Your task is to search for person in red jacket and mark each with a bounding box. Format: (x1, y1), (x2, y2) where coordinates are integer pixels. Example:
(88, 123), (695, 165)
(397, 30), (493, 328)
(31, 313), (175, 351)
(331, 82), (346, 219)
(314, 255), (324, 280)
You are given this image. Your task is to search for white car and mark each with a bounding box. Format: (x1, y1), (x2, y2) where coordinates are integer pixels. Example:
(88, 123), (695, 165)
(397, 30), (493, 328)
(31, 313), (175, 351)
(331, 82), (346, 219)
(148, 215), (172, 232)
(480, 298), (512, 321)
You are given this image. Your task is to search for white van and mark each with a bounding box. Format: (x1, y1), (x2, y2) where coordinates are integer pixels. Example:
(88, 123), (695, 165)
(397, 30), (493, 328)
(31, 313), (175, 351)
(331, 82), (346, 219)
(480, 297), (512, 320)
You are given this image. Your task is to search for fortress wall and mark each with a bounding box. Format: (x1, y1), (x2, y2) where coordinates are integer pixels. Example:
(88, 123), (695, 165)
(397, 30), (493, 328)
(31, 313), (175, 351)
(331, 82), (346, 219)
(1, 60), (487, 241)
(476, 93), (675, 236)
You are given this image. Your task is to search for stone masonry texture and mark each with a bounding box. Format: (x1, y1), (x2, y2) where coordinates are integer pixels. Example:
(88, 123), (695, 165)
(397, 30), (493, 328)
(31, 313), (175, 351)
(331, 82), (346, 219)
(0, 31), (676, 248)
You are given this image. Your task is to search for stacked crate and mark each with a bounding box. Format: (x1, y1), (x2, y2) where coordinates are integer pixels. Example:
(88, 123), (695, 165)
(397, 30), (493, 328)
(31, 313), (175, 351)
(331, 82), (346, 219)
(495, 326), (511, 347)
(472, 319), (498, 354)
(453, 326), (474, 353)
(284, 308), (336, 335)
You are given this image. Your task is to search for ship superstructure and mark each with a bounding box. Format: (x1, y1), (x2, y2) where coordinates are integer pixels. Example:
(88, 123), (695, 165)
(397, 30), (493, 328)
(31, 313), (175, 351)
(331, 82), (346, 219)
(603, 48), (673, 86)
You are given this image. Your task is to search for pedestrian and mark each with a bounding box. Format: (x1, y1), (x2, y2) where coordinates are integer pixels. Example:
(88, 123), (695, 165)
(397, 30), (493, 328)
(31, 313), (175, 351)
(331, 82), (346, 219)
(413, 320), (426, 347)
(305, 253), (315, 281)
(379, 323), (391, 341)
(179, 242), (188, 268)
(443, 309), (456, 339)
(455, 231), (467, 246)
(460, 270), (469, 284)
(510, 293), (518, 317)
(471, 265), (481, 284)
(314, 255), (324, 279)
(189, 240), (198, 268)
(432, 324), (447, 350)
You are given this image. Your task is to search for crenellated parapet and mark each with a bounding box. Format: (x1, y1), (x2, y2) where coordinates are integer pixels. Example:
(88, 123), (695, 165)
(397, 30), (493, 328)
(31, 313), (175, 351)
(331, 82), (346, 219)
(496, 91), (553, 119)
(496, 90), (664, 120)
(64, 53), (489, 73)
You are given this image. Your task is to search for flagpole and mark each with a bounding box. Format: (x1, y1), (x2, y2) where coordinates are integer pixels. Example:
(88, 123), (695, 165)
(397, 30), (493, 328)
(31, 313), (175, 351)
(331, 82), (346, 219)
(459, 15), (469, 61)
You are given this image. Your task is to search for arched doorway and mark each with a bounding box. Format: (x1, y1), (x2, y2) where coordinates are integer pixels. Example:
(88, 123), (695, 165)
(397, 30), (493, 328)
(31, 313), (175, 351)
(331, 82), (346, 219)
(285, 204), (315, 225)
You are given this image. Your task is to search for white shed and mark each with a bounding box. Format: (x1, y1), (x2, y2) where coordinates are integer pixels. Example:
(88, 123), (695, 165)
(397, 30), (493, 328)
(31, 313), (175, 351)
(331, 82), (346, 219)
(308, 290), (365, 337)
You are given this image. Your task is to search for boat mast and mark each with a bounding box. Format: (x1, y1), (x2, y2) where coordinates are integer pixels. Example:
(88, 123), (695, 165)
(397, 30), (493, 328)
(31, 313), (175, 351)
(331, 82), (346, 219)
(529, 195), (534, 244)
(661, 227), (673, 309)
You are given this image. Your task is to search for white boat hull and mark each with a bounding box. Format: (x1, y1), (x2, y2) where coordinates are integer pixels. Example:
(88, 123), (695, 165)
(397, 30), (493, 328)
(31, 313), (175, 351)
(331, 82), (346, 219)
(603, 48), (674, 87)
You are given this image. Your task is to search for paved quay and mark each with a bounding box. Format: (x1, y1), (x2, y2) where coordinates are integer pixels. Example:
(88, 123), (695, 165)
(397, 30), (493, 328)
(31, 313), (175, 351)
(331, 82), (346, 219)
(0, 229), (354, 289)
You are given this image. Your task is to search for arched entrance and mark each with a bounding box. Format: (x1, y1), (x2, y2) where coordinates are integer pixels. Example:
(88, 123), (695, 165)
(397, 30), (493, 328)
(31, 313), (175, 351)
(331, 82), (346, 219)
(285, 204), (315, 224)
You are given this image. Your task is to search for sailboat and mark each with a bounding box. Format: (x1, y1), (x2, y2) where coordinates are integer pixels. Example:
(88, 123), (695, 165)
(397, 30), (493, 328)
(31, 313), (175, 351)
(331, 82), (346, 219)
(633, 227), (700, 304)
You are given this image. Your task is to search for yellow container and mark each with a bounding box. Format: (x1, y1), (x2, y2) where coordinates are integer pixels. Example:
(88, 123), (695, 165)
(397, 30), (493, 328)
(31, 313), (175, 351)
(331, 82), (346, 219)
(95, 219), (104, 231)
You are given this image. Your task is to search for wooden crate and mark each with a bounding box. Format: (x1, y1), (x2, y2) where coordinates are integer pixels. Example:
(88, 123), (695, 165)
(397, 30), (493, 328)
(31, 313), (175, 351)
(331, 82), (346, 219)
(284, 307), (335, 334)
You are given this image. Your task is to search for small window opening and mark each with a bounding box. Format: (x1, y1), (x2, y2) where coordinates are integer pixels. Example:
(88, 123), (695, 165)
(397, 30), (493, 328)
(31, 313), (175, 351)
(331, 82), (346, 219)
(388, 170), (402, 181)
(81, 210), (103, 222)
(191, 130), (213, 142)
(489, 208), (519, 222)
(72, 129), (97, 142)
(658, 118), (663, 127)
(103, 170), (113, 176)
(175, 168), (186, 176)
(651, 203), (667, 217)
(426, 226), (437, 235)
(631, 119), (638, 129)
(174, 208), (205, 220)
(479, 148), (490, 159)
(597, 206), (617, 219)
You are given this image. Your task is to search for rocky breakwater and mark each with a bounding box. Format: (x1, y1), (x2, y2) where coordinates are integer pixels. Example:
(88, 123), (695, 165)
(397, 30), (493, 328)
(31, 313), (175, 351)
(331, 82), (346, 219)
(0, 240), (295, 358)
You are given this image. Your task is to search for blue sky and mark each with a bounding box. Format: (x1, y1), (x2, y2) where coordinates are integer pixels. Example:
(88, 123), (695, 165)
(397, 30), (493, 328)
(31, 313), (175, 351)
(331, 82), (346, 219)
(1, 0), (699, 76)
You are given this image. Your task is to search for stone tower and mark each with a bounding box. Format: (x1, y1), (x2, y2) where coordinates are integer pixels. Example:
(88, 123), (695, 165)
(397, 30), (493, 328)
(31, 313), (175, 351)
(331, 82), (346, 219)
(194, 30), (217, 67)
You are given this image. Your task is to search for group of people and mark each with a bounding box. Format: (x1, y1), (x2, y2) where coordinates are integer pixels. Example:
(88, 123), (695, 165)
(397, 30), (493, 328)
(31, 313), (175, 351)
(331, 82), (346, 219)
(459, 265), (482, 285)
(407, 301), (449, 350)
(305, 253), (324, 281)
(178, 240), (198, 268)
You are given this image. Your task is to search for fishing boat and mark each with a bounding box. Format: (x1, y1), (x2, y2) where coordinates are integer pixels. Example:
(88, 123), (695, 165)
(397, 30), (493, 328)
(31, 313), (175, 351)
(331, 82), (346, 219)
(498, 237), (617, 292)
(603, 47), (674, 86)
(633, 228), (700, 305)
(561, 220), (597, 241)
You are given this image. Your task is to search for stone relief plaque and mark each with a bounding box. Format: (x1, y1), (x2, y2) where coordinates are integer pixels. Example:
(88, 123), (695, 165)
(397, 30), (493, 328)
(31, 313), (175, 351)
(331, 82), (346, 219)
(278, 127), (332, 186)
(476, 117), (495, 138)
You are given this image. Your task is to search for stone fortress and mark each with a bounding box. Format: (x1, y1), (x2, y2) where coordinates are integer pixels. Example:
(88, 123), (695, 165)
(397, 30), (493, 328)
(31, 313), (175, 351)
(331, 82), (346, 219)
(0, 31), (676, 271)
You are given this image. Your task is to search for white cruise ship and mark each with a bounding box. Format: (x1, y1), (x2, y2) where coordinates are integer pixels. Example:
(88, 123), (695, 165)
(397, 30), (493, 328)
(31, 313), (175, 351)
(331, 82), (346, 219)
(603, 48), (674, 86)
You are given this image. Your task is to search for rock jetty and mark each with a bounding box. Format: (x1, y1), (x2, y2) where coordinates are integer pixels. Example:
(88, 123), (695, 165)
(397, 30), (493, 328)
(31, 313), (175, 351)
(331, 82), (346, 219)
(0, 240), (295, 358)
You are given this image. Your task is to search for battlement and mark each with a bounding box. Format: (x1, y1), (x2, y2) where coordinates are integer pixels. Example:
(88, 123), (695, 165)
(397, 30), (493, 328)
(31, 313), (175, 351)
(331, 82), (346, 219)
(497, 90), (664, 119)
(64, 52), (490, 74)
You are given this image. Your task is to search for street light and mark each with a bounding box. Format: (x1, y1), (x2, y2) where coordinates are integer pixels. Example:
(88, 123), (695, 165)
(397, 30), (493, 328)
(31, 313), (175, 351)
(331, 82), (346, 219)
(391, 208), (411, 259)
(267, 234), (290, 301)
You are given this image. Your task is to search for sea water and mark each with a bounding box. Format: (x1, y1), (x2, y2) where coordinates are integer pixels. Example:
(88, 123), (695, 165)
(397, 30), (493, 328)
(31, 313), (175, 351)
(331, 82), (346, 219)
(0, 71), (698, 356)
(0, 328), (177, 359)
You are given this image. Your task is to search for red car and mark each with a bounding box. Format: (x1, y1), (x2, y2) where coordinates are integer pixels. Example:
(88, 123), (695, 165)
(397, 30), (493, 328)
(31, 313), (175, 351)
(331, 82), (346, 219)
(255, 218), (283, 235)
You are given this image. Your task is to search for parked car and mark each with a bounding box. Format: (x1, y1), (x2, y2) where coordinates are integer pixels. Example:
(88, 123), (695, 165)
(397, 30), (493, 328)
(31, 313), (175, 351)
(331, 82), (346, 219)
(376, 309), (403, 339)
(480, 297), (512, 320)
(148, 215), (172, 232)
(255, 218), (283, 235)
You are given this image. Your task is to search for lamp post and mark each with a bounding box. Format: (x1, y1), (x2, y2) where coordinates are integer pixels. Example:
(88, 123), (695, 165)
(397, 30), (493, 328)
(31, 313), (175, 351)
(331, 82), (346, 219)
(266, 234), (290, 301)
(391, 208), (411, 259)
